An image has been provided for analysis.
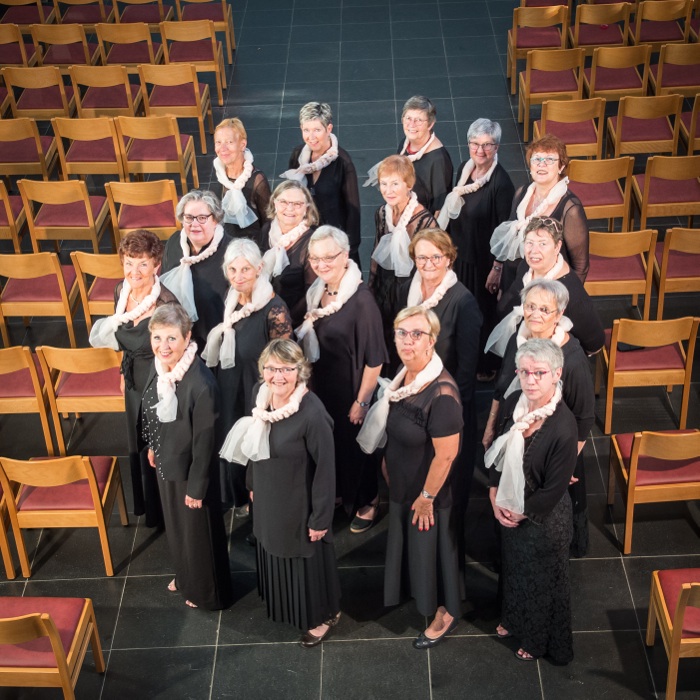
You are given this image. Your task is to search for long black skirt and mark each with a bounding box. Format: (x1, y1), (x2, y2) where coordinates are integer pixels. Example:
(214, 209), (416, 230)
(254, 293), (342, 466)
(159, 478), (233, 610)
(256, 540), (341, 631)
(384, 501), (461, 619)
(569, 451), (589, 558)
(501, 493), (574, 664)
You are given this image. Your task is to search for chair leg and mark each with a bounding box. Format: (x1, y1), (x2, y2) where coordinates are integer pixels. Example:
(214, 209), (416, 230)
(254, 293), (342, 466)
(0, 316), (10, 347)
(679, 381), (690, 430)
(38, 406), (55, 457)
(86, 600), (106, 673)
(116, 480), (129, 526)
(223, 25), (232, 64)
(191, 154), (199, 189)
(228, 11), (236, 52)
(15, 528), (32, 578)
(198, 117), (207, 154)
(0, 517), (16, 580)
(604, 379), (613, 434)
(96, 516), (115, 577)
(645, 580), (658, 645)
(65, 315), (77, 349)
(622, 497), (634, 554)
(657, 288), (666, 320)
(666, 651), (680, 700)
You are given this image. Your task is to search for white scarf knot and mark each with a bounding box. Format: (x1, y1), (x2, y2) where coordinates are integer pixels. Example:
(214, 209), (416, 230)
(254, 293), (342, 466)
(262, 219), (309, 278)
(406, 268), (458, 310)
(364, 133), (437, 187)
(437, 155), (498, 229)
(371, 191), (419, 277)
(214, 150), (258, 228)
(154, 341), (198, 422)
(296, 259), (363, 362)
(279, 133), (339, 182)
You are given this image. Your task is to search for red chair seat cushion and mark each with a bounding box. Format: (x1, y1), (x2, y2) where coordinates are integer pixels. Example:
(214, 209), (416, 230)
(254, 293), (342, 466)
(66, 138), (122, 163)
(655, 242), (700, 279)
(513, 26), (562, 49)
(89, 276), (120, 301)
(0, 5), (53, 24)
(587, 253), (645, 282)
(604, 327), (686, 371)
(43, 43), (99, 66)
(126, 134), (192, 161)
(0, 597), (86, 668)
(119, 4), (161, 22)
(609, 115), (673, 141)
(0, 195), (23, 226)
(106, 41), (161, 65)
(62, 4), (112, 23)
(168, 39), (216, 62)
(584, 65), (642, 91)
(529, 68), (579, 93)
(148, 82), (207, 107)
(0, 136), (54, 164)
(633, 174), (700, 205)
(638, 20), (684, 43)
(651, 62), (700, 88)
(537, 119), (597, 144)
(568, 180), (623, 206)
(81, 84), (140, 110)
(680, 111), (700, 138)
(181, 4), (225, 21)
(692, 17), (699, 34)
(16, 86), (74, 112)
(657, 568), (700, 638)
(16, 456), (113, 510)
(2, 265), (76, 302)
(34, 197), (107, 227)
(0, 42), (36, 65)
(119, 201), (177, 228)
(0, 355), (44, 398)
(56, 367), (121, 398)
(576, 24), (624, 47)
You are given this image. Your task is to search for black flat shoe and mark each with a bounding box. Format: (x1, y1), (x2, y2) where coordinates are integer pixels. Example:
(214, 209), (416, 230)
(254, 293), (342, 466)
(350, 501), (379, 534)
(300, 623), (333, 648)
(412, 617), (459, 650)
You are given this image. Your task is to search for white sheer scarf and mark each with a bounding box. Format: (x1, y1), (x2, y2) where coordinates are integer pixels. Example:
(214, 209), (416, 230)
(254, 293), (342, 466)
(279, 133), (339, 182)
(214, 150), (258, 228)
(406, 268), (458, 310)
(371, 192), (420, 277)
(153, 341), (198, 422)
(262, 219), (309, 277)
(364, 133), (437, 187)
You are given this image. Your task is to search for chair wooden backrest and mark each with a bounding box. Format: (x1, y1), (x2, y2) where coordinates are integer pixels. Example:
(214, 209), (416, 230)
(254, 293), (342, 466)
(0, 0), (56, 31)
(679, 94), (700, 154)
(51, 0), (114, 29)
(95, 20), (162, 71)
(652, 42), (700, 97)
(0, 117), (57, 180)
(173, 0), (235, 64)
(113, 0), (173, 30)
(70, 250), (121, 333)
(654, 227), (700, 318)
(1, 65), (73, 119)
(0, 179), (27, 253)
(30, 21), (97, 70)
(69, 64), (140, 118)
(0, 22), (37, 66)
(535, 97), (606, 158)
(629, 0), (692, 48)
(570, 2), (631, 53)
(587, 43), (652, 99)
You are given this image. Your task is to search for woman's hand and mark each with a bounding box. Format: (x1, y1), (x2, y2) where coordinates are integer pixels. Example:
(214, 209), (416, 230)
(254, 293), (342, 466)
(482, 420), (496, 451)
(489, 487), (525, 528)
(348, 401), (368, 425)
(147, 448), (155, 468)
(411, 495), (435, 531)
(249, 490), (254, 503)
(308, 528), (327, 542)
(185, 495), (202, 509)
(486, 266), (502, 295)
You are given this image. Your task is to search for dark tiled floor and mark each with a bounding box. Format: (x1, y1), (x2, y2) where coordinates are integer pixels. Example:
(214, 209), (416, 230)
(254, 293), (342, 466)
(2, 0), (700, 698)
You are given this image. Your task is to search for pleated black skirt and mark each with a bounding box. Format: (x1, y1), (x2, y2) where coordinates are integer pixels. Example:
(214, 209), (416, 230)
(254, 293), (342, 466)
(256, 540), (341, 631)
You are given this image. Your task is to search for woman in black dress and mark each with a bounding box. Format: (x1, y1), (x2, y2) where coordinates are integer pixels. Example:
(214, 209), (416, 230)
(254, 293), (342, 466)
(486, 338), (578, 664)
(259, 181), (319, 327)
(438, 118), (515, 381)
(213, 117), (271, 241)
(142, 303), (233, 610)
(283, 102), (361, 266)
(220, 339), (341, 647)
(89, 229), (177, 528)
(201, 237), (293, 512)
(358, 307), (463, 650)
(296, 226), (388, 532)
(161, 190), (233, 350)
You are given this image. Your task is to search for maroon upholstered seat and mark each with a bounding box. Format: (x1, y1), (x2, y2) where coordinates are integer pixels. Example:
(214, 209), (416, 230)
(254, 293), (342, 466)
(538, 119), (597, 144)
(168, 38), (215, 61)
(584, 65), (642, 90)
(680, 111), (700, 137)
(588, 254), (645, 282)
(633, 174), (700, 204)
(65, 138), (125, 163)
(577, 23), (625, 46)
(657, 569), (700, 638)
(119, 200), (176, 227)
(604, 327), (685, 371)
(514, 26), (561, 47)
(81, 83), (140, 109)
(148, 82), (207, 107)
(568, 180), (623, 206)
(1, 136), (54, 164)
(127, 133), (192, 160)
(15, 86), (74, 111)
(2, 265), (76, 303)
(88, 276), (119, 301)
(62, 4), (113, 23)
(0, 5), (53, 24)
(0, 354), (45, 399)
(33, 196), (107, 227)
(181, 3), (223, 21)
(104, 41), (162, 64)
(655, 242), (699, 278)
(0, 42), (36, 65)
(650, 62), (700, 88)
(639, 19), (684, 43)
(55, 367), (121, 398)
(529, 68), (579, 92)
(42, 43), (99, 65)
(609, 115), (673, 140)
(120, 4), (161, 22)
(0, 195), (23, 226)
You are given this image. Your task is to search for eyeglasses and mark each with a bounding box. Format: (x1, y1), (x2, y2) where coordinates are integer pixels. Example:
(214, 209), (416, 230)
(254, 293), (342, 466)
(395, 328), (431, 342)
(516, 369), (551, 380)
(308, 251), (344, 266)
(530, 155), (559, 166)
(182, 213), (213, 225)
(275, 199), (307, 210)
(415, 254), (445, 267)
(263, 366), (298, 374)
(469, 141), (497, 152)
(403, 116), (428, 125)
(523, 302), (557, 316)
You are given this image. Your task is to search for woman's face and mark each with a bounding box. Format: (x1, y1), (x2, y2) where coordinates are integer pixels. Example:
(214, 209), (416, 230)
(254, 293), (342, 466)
(402, 109), (434, 144)
(308, 237), (348, 286)
(151, 324), (191, 372)
(301, 118), (332, 155)
(524, 229), (562, 275)
(214, 127), (246, 167)
(468, 132), (498, 170)
(182, 200), (217, 253)
(529, 150), (563, 189)
(123, 254), (159, 293)
(262, 356), (299, 404)
(395, 314), (435, 367)
(523, 289), (563, 339)
(274, 187), (308, 230)
(414, 239), (449, 288)
(517, 355), (562, 407)
(226, 255), (259, 297)
(379, 171), (411, 209)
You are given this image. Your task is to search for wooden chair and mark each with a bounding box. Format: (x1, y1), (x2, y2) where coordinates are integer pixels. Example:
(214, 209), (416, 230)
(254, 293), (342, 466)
(0, 453), (128, 576)
(114, 114), (199, 195)
(518, 47), (585, 141)
(0, 117), (58, 180)
(585, 228), (657, 319)
(52, 0), (114, 32)
(568, 155), (634, 230)
(105, 178), (180, 242)
(70, 251), (121, 333)
(650, 42), (700, 97)
(138, 62), (213, 153)
(160, 19), (225, 106)
(631, 154), (700, 230)
(533, 96), (606, 158)
(36, 346), (124, 456)
(0, 179), (27, 253)
(174, 0), (235, 64)
(595, 316), (700, 433)
(0, 597), (105, 698)
(30, 22), (100, 73)
(606, 93), (683, 158)
(96, 21), (163, 74)
(0, 252), (79, 348)
(113, 0), (172, 31)
(1, 65), (74, 119)
(0, 0), (56, 33)
(569, 2), (631, 55)
(647, 568), (700, 700)
(608, 431), (700, 553)
(690, 0), (700, 39)
(0, 74), (9, 118)
(654, 227), (700, 318)
(18, 178), (112, 254)
(0, 483), (14, 579)
(584, 43), (651, 101)
(0, 345), (53, 456)
(628, 0), (692, 52)
(679, 93), (700, 154)
(0, 22), (38, 66)
(69, 64), (142, 118)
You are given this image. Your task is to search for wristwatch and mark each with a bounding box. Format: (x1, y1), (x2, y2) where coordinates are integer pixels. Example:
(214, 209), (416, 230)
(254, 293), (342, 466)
(356, 399), (370, 407)
(421, 489), (435, 500)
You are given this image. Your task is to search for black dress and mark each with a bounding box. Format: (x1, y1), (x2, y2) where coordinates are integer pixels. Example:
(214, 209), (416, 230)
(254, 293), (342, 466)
(259, 222), (317, 328)
(220, 168), (271, 241)
(384, 368), (463, 619)
(399, 143), (453, 214)
(217, 295), (293, 506)
(448, 162), (515, 374)
(141, 358), (233, 611)
(114, 282), (177, 528)
(490, 393), (578, 664)
(161, 230), (233, 351)
(247, 388), (341, 631)
(288, 146), (362, 267)
(311, 284), (388, 512)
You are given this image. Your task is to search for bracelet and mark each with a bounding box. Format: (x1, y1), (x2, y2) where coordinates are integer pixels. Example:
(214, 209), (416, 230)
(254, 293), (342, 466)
(489, 411), (497, 416)
(356, 399), (370, 408)
(492, 264), (502, 272)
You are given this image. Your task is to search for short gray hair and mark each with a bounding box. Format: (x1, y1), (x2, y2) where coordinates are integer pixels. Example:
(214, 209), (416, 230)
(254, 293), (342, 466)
(148, 303), (192, 337)
(266, 180), (320, 226)
(258, 339), (312, 384)
(222, 237), (263, 276)
(467, 118), (502, 145)
(299, 102), (333, 127)
(309, 225), (349, 254)
(520, 279), (569, 314)
(515, 338), (564, 373)
(401, 95), (436, 124)
(176, 190), (224, 224)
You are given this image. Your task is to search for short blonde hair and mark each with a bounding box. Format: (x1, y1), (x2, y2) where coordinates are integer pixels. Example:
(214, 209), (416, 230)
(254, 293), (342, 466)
(258, 339), (312, 384)
(377, 155), (416, 189)
(215, 117), (247, 142)
(266, 181), (320, 226)
(393, 306), (441, 342)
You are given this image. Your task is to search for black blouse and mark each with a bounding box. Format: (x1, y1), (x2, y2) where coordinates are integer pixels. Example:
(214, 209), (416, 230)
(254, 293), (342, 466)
(399, 144), (453, 214)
